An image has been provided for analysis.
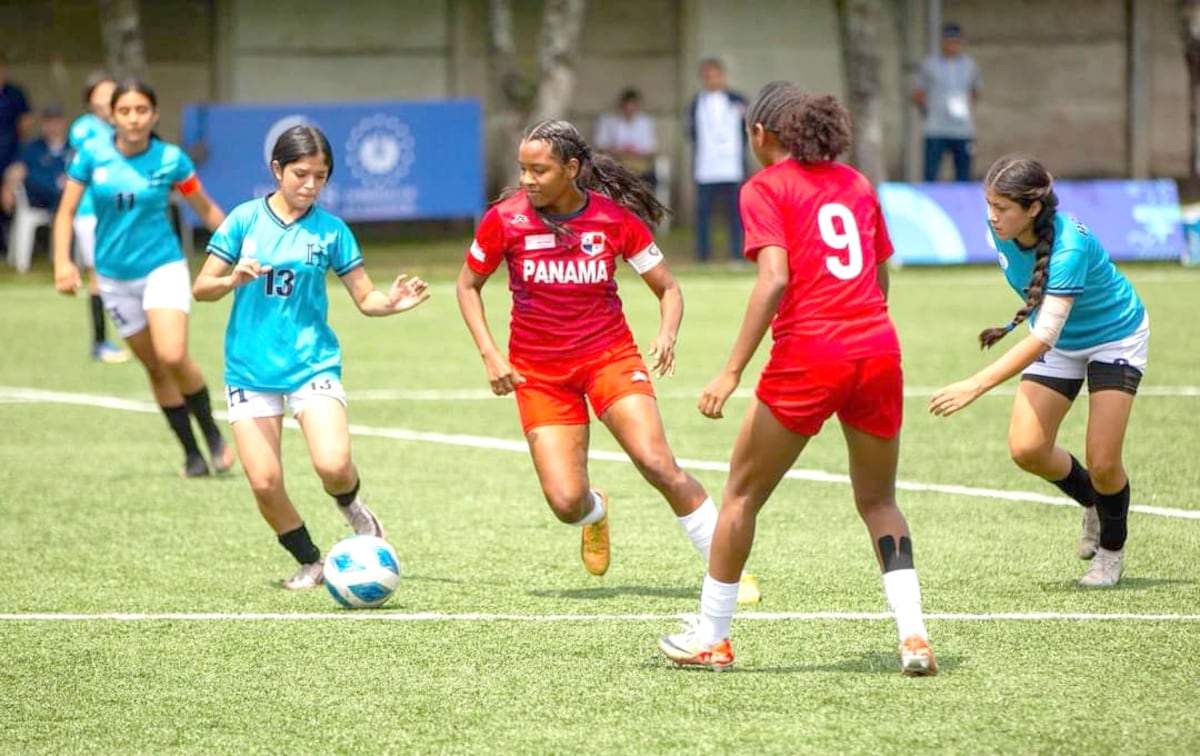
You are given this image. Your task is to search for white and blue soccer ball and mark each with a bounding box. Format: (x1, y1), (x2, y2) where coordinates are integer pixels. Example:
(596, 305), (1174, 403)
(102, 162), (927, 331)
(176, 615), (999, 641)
(322, 535), (401, 609)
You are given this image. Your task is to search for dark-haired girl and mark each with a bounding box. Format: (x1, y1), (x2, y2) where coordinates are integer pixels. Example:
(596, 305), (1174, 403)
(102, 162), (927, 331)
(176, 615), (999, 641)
(456, 119), (758, 602)
(931, 154), (1148, 589)
(53, 78), (232, 477)
(193, 125), (430, 589)
(68, 71), (128, 363)
(659, 82), (935, 675)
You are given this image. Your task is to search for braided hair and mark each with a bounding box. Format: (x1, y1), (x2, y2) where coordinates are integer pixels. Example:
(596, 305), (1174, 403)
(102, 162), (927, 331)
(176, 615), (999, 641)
(979, 154), (1059, 349)
(746, 81), (851, 163)
(508, 119), (667, 236)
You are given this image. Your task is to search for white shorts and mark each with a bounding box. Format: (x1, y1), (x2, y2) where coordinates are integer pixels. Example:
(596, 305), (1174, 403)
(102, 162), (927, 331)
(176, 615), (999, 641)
(73, 216), (97, 269)
(96, 259), (193, 339)
(225, 375), (348, 425)
(1023, 314), (1150, 381)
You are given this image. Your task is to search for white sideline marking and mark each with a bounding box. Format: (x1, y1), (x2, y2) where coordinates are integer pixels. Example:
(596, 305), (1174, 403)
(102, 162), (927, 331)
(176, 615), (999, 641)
(1, 611), (1198, 622)
(3, 386), (1198, 521)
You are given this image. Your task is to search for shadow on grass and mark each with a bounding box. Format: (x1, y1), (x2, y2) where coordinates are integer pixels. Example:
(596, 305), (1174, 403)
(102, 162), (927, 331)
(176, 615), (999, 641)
(647, 651), (960, 675)
(1038, 576), (1196, 592)
(529, 585), (696, 600)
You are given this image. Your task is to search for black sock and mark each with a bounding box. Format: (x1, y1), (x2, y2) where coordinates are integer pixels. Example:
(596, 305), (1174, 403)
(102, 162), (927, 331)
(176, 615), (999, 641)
(183, 386), (224, 450)
(89, 294), (106, 346)
(1052, 455), (1097, 508)
(278, 524), (321, 564)
(161, 404), (203, 458)
(877, 535), (915, 572)
(328, 478), (361, 508)
(1096, 482), (1130, 551)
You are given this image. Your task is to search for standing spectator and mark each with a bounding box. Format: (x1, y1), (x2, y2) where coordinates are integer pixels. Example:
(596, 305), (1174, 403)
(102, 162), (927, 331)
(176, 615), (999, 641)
(593, 87), (658, 189)
(912, 22), (982, 182)
(687, 57), (747, 265)
(0, 53), (33, 252)
(2, 105), (69, 214)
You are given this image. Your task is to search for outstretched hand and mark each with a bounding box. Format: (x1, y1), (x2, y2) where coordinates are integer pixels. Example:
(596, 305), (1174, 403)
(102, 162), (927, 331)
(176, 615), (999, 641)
(387, 274), (431, 313)
(648, 335), (676, 378)
(929, 379), (984, 417)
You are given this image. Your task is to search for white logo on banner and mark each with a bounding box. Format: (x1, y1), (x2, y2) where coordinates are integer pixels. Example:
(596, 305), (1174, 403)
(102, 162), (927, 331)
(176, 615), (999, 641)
(346, 114), (416, 188)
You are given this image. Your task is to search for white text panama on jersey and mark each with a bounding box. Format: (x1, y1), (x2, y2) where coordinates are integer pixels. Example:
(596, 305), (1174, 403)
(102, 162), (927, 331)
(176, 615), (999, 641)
(521, 258), (611, 284)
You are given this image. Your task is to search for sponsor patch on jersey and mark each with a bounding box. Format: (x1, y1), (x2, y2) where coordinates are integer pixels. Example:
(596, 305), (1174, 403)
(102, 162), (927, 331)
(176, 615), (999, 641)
(524, 233), (556, 251)
(511, 214), (529, 224)
(93, 166), (108, 184)
(631, 371), (649, 383)
(997, 252), (1009, 271)
(580, 231), (605, 257)
(469, 239), (486, 262)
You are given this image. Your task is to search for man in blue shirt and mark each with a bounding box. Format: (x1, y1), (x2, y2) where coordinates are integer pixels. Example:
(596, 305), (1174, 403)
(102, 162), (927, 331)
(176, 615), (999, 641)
(2, 105), (69, 212)
(0, 53), (33, 252)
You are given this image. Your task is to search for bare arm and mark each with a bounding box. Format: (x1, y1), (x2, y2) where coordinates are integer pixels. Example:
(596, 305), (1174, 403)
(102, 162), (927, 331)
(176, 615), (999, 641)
(698, 245), (789, 419)
(455, 263), (523, 395)
(182, 186), (226, 231)
(192, 253), (268, 302)
(639, 263), (683, 378)
(340, 266), (430, 317)
(929, 333), (1050, 417)
(51, 179), (85, 294)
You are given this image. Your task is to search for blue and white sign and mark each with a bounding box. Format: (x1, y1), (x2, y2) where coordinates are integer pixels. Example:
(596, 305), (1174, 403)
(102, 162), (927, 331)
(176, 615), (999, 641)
(181, 100), (483, 222)
(879, 180), (1184, 265)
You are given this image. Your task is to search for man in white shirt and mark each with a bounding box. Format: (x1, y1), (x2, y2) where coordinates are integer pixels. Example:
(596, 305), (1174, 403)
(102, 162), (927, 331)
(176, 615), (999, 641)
(594, 88), (658, 188)
(911, 22), (982, 181)
(687, 58), (747, 265)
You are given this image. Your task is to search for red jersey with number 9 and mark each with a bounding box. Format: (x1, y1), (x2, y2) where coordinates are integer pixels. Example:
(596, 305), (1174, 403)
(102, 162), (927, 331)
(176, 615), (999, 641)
(739, 159), (899, 364)
(466, 191), (662, 362)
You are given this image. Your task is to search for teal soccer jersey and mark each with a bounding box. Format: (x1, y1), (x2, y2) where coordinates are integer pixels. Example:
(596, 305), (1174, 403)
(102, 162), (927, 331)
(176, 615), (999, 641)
(67, 137), (194, 280)
(993, 215), (1145, 351)
(67, 113), (112, 218)
(207, 198), (365, 393)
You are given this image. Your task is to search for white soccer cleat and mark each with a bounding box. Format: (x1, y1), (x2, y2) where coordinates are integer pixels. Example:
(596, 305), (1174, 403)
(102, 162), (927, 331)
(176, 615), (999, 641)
(1078, 547), (1123, 587)
(340, 499), (385, 538)
(658, 625), (735, 671)
(1077, 506), (1100, 560)
(283, 561), (324, 590)
(899, 635), (938, 676)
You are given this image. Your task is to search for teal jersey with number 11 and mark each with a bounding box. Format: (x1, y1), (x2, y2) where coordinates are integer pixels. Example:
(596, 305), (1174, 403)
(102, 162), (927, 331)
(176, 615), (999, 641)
(207, 197), (365, 393)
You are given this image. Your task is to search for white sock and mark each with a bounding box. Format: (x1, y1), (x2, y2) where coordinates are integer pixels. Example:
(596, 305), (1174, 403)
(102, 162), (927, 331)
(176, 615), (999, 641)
(572, 490), (606, 527)
(677, 497), (718, 561)
(696, 573), (740, 645)
(882, 568), (928, 642)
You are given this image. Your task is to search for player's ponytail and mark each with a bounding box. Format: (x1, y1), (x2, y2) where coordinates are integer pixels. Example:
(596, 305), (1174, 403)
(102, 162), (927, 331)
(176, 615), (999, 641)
(978, 154), (1059, 349)
(515, 119), (667, 235)
(748, 81), (851, 163)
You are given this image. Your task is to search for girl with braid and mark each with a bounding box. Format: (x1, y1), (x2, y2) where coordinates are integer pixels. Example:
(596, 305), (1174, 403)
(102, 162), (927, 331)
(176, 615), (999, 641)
(931, 154), (1148, 588)
(658, 82), (936, 675)
(456, 119), (758, 602)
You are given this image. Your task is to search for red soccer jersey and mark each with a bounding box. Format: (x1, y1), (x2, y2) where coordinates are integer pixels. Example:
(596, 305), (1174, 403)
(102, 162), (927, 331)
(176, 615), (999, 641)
(466, 191), (662, 362)
(740, 159), (900, 364)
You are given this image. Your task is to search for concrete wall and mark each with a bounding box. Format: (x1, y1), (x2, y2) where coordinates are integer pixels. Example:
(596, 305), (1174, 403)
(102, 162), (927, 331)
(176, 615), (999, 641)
(0, 0), (1193, 206)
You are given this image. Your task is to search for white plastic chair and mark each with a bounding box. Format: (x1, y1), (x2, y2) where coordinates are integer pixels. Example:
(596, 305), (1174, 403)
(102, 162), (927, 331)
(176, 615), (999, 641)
(654, 154), (672, 234)
(6, 182), (53, 273)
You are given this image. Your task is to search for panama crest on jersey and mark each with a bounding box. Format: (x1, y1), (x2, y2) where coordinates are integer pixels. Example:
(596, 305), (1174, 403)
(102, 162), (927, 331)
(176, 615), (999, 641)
(580, 231), (605, 257)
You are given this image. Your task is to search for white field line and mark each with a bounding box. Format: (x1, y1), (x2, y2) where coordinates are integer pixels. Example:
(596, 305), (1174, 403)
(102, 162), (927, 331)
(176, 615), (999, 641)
(3, 386), (1198, 521)
(1, 611), (1198, 622)
(351, 385), (1200, 401)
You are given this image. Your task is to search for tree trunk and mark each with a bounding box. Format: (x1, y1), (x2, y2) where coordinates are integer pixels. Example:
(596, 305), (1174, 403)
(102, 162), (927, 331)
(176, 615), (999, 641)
(487, 0), (524, 192)
(1181, 0), (1200, 177)
(528, 0), (589, 124)
(97, 0), (147, 79)
(837, 0), (886, 184)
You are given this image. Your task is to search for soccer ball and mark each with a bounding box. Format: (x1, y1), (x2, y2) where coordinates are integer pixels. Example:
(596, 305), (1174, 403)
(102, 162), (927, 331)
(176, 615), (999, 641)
(322, 535), (402, 609)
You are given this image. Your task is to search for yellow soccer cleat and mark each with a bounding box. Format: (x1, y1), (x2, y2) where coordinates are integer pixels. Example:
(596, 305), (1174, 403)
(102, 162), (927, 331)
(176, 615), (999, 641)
(736, 572), (762, 605)
(581, 488), (610, 576)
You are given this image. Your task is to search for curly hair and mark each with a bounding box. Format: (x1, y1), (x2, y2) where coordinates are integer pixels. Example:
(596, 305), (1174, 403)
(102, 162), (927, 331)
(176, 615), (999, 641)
(746, 81), (851, 163)
(503, 119), (666, 237)
(978, 154), (1059, 349)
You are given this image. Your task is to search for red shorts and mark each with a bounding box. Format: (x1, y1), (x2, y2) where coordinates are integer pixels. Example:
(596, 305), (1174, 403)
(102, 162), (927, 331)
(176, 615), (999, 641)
(510, 340), (656, 433)
(755, 353), (903, 439)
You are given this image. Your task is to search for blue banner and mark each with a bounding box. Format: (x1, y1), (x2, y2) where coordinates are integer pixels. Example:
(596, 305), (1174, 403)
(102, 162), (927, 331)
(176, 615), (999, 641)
(878, 180), (1183, 265)
(181, 100), (484, 222)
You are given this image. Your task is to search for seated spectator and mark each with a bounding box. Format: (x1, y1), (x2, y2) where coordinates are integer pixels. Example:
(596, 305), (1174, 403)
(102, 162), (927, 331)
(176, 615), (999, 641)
(593, 87), (658, 188)
(2, 105), (69, 213)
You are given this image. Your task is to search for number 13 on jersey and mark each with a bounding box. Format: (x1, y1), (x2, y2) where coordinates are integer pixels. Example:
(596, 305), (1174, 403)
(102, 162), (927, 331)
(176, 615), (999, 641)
(818, 203), (864, 280)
